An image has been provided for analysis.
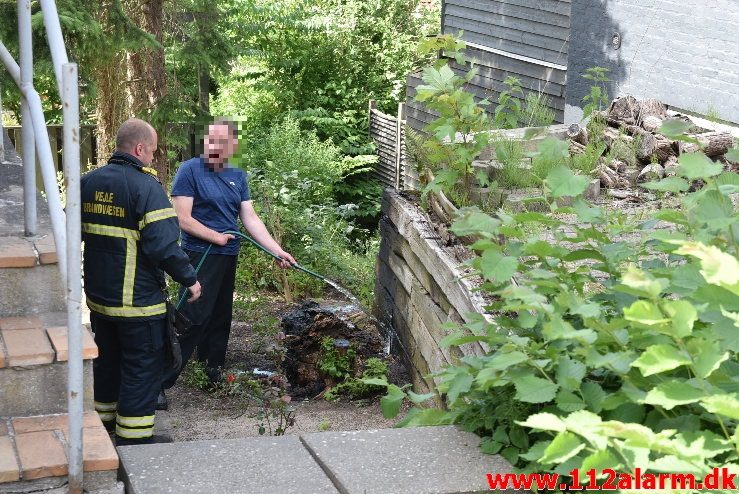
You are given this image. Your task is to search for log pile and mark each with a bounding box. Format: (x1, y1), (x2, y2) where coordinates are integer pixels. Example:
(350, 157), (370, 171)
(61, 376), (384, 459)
(567, 96), (736, 189)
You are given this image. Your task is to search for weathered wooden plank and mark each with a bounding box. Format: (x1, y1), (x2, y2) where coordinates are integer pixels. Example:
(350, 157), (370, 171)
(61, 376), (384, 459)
(449, 58), (566, 97)
(460, 75), (566, 111)
(445, 3), (570, 38)
(446, 0), (571, 17)
(381, 192), (493, 330)
(444, 16), (569, 65)
(463, 47), (568, 85)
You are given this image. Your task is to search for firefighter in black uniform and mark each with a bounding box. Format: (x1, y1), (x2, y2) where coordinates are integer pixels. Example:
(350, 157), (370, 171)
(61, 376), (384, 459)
(82, 118), (201, 445)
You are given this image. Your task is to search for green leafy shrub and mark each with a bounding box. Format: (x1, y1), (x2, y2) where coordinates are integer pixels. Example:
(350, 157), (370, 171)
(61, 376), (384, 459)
(226, 0), (439, 154)
(325, 357), (389, 401)
(377, 127), (739, 481)
(232, 117), (378, 302)
(414, 35), (492, 197)
(318, 336), (358, 379)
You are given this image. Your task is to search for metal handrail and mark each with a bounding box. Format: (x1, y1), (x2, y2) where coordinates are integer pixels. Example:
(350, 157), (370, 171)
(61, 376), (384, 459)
(0, 1), (83, 492)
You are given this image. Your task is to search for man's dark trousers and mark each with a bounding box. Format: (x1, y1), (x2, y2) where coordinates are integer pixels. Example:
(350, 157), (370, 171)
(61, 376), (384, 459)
(162, 250), (237, 389)
(91, 312), (166, 444)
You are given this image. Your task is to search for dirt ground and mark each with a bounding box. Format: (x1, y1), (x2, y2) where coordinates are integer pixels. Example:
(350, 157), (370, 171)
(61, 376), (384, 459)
(154, 292), (407, 441)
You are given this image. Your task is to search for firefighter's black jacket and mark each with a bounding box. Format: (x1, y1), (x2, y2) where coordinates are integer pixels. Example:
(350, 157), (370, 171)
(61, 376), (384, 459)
(81, 152), (197, 320)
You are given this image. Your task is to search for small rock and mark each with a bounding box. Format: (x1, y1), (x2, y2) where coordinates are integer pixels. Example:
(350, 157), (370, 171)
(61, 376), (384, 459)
(663, 156), (679, 177)
(584, 178), (601, 200)
(637, 163), (665, 183)
(642, 115), (663, 133)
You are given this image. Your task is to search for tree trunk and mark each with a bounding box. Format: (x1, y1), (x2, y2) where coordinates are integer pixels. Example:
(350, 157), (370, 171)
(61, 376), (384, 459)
(126, 0), (168, 182)
(198, 65), (210, 115)
(92, 54), (130, 166)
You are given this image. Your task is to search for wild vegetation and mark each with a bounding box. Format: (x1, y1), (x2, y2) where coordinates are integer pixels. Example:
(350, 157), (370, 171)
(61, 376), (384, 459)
(374, 109), (739, 483)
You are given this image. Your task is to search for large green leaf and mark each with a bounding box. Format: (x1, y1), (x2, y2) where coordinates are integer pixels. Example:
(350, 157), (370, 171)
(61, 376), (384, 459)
(675, 242), (739, 296)
(545, 166), (589, 198)
(556, 389), (586, 412)
(543, 317), (597, 343)
(677, 153), (723, 180)
(479, 250), (518, 282)
(573, 197), (604, 223)
(450, 211), (501, 237)
(538, 136), (571, 161)
(581, 382), (606, 413)
(631, 344), (692, 376)
(661, 299), (697, 338)
(686, 338), (730, 378)
(446, 372), (474, 404)
(555, 356), (586, 391)
(517, 412), (566, 432)
(514, 374), (559, 403)
(641, 176), (690, 193)
(580, 450), (622, 473)
(487, 351), (530, 371)
(701, 394), (739, 420)
(623, 300), (669, 326)
(539, 431), (586, 464)
(659, 119), (692, 139)
(726, 147), (739, 163)
(380, 384), (406, 419)
(621, 267), (666, 298)
(693, 190), (734, 227)
(643, 381), (705, 409)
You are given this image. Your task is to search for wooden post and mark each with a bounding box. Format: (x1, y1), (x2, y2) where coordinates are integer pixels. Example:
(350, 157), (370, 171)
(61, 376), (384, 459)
(0, 83), (4, 163)
(368, 99), (377, 141)
(395, 102), (405, 190)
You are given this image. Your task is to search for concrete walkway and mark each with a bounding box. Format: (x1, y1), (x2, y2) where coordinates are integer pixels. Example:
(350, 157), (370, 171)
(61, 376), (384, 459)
(117, 426), (514, 494)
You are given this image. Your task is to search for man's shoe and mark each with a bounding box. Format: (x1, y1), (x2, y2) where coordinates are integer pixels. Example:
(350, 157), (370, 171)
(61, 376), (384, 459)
(156, 389), (168, 411)
(205, 367), (223, 386)
(150, 434), (173, 444)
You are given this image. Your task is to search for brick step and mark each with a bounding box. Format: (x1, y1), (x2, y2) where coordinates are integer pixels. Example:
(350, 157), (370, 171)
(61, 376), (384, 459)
(0, 412), (121, 493)
(0, 233), (66, 317)
(0, 315), (97, 417)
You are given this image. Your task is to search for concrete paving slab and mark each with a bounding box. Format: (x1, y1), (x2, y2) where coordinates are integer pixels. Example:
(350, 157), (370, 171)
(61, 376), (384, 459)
(301, 426), (512, 494)
(117, 436), (339, 494)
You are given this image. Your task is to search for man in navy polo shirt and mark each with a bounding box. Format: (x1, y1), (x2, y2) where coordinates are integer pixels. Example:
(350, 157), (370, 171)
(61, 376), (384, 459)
(159, 120), (295, 407)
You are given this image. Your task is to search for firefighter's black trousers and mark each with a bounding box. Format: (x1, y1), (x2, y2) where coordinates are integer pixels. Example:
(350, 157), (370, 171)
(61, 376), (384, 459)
(162, 250), (237, 389)
(91, 312), (166, 444)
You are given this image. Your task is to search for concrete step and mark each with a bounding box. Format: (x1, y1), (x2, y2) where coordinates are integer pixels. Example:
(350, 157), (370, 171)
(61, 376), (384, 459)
(0, 233), (66, 317)
(0, 315), (96, 417)
(118, 426), (513, 494)
(0, 412), (121, 493)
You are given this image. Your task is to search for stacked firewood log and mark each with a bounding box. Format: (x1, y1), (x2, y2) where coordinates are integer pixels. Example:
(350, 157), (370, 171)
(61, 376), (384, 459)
(567, 96), (736, 189)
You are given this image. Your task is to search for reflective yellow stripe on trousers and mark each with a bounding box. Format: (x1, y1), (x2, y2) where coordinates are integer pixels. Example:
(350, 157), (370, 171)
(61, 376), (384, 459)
(116, 414), (155, 439)
(94, 401), (117, 422)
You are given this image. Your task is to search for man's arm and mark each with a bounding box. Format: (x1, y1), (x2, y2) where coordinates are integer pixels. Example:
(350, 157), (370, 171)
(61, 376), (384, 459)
(239, 200), (296, 269)
(172, 195), (234, 247)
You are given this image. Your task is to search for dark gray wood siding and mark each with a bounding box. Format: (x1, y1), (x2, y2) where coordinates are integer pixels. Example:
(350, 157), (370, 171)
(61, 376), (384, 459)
(406, 0), (571, 133)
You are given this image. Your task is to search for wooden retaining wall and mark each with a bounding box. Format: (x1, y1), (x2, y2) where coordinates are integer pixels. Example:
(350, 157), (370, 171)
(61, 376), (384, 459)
(374, 189), (492, 393)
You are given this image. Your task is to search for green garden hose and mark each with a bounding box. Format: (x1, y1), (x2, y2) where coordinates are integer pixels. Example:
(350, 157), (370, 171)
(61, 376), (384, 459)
(175, 229), (327, 310)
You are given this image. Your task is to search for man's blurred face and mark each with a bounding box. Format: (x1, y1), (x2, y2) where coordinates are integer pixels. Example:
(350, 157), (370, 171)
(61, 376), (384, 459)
(204, 123), (238, 168)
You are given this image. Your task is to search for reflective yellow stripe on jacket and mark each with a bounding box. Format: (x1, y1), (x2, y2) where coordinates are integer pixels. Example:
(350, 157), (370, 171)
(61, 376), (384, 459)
(138, 207), (177, 230)
(82, 222), (165, 318)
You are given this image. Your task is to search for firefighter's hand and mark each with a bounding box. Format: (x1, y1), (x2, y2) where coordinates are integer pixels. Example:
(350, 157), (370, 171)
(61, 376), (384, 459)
(214, 232), (236, 246)
(187, 281), (202, 303)
(275, 250), (296, 269)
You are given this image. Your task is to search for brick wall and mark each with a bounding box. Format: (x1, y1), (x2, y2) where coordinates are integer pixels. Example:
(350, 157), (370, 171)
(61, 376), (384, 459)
(565, 0), (739, 124)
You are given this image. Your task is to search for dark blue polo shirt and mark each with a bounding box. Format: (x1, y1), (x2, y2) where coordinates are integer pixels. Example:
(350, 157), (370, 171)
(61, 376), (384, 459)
(171, 157), (250, 255)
